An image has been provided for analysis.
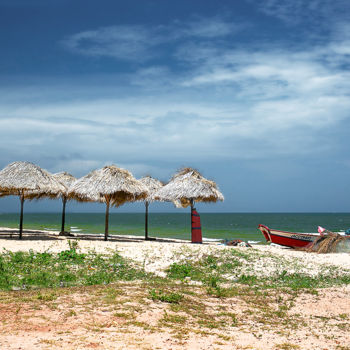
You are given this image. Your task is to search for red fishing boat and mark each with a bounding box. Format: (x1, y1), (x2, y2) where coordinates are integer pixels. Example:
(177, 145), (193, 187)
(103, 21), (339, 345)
(258, 224), (319, 248)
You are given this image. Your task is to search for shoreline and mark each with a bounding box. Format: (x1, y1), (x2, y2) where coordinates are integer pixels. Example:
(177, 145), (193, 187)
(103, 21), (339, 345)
(1, 212), (350, 242)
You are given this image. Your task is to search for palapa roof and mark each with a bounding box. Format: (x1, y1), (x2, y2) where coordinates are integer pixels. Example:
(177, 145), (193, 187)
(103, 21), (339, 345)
(152, 167), (224, 207)
(0, 161), (66, 198)
(53, 172), (77, 197)
(68, 165), (149, 206)
(139, 176), (164, 201)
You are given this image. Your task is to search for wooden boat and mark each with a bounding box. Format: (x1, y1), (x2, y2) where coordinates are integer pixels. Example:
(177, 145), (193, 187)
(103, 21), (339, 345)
(258, 224), (319, 248)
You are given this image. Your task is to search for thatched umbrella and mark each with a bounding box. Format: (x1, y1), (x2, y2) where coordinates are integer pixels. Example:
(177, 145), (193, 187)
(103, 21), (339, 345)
(152, 168), (224, 242)
(0, 161), (66, 239)
(153, 167), (224, 205)
(53, 172), (76, 235)
(69, 165), (148, 241)
(139, 176), (164, 240)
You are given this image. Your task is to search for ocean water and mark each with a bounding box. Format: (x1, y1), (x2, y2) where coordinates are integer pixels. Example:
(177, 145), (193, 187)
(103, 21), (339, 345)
(1, 212), (350, 242)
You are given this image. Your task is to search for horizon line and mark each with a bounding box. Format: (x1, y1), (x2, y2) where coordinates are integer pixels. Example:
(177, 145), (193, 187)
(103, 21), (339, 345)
(0, 211), (349, 215)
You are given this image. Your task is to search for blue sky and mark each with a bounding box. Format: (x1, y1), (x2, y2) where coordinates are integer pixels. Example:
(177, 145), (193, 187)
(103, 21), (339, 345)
(0, 0), (350, 213)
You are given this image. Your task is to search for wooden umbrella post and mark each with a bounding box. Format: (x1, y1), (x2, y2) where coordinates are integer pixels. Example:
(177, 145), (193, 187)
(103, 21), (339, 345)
(53, 172), (76, 236)
(145, 201), (149, 240)
(61, 196), (67, 234)
(104, 196), (110, 241)
(19, 192), (25, 240)
(139, 176), (163, 242)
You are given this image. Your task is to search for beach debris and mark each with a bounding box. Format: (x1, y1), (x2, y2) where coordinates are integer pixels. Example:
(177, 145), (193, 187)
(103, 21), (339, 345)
(318, 226), (326, 234)
(304, 230), (350, 254)
(248, 240), (261, 245)
(225, 239), (252, 247)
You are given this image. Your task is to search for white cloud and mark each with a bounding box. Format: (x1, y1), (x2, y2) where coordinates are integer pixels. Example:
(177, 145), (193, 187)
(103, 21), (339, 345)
(249, 0), (349, 25)
(62, 25), (156, 61)
(178, 16), (242, 38)
(177, 30), (350, 137)
(61, 16), (243, 61)
(0, 76), (347, 173)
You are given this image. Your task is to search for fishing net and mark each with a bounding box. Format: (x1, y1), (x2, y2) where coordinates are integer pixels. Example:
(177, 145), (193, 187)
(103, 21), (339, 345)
(304, 231), (350, 254)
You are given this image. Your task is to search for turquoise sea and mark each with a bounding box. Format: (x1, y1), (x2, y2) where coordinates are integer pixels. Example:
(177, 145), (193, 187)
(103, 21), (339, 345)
(1, 212), (350, 242)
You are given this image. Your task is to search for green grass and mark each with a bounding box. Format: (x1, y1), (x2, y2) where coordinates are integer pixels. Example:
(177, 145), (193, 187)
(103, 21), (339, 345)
(166, 249), (350, 292)
(1, 243), (350, 295)
(236, 271), (350, 290)
(149, 288), (184, 303)
(166, 252), (243, 285)
(0, 243), (148, 290)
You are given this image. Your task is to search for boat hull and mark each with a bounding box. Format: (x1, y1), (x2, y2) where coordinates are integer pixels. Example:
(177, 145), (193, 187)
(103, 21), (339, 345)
(258, 224), (318, 248)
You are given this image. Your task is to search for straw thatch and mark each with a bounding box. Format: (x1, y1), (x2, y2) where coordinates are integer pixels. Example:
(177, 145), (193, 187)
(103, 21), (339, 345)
(139, 176), (164, 240)
(69, 165), (148, 240)
(53, 172), (76, 197)
(0, 161), (66, 239)
(53, 172), (77, 235)
(139, 176), (164, 200)
(69, 165), (148, 205)
(0, 161), (65, 197)
(152, 167), (224, 208)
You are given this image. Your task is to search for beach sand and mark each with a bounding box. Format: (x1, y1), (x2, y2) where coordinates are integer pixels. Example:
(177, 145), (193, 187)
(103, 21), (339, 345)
(0, 227), (350, 349)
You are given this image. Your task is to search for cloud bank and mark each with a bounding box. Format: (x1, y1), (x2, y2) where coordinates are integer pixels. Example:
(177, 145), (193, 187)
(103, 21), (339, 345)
(1, 13), (350, 183)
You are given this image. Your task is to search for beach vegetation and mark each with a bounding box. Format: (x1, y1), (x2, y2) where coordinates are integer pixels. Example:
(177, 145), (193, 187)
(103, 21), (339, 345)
(65, 309), (77, 317)
(0, 244), (148, 291)
(218, 311), (238, 326)
(166, 262), (199, 280)
(159, 310), (187, 326)
(149, 288), (184, 303)
(166, 248), (350, 292)
(0, 243), (349, 349)
(274, 343), (301, 350)
(36, 292), (57, 301)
